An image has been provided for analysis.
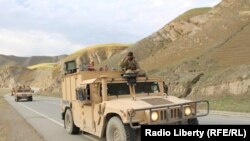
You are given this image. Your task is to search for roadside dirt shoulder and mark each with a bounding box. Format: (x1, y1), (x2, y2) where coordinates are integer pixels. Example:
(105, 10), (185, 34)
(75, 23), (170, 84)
(0, 90), (44, 141)
(209, 110), (250, 118)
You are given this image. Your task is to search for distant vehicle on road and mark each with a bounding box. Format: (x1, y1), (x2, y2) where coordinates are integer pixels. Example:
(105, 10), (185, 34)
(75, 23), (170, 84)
(61, 60), (209, 141)
(12, 86), (34, 102)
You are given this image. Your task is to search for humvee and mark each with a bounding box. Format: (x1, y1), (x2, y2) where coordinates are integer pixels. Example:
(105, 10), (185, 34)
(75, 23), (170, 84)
(61, 60), (209, 141)
(13, 87), (34, 102)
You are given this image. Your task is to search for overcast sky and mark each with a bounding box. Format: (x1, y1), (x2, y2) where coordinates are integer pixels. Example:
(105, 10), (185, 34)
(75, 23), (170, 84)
(0, 0), (221, 56)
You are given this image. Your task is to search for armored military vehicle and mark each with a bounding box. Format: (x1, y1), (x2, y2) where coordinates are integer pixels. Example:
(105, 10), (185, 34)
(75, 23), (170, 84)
(61, 60), (209, 141)
(13, 86), (34, 102)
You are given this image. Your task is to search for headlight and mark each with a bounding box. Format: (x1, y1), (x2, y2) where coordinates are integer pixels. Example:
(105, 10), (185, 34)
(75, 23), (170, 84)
(151, 111), (159, 121)
(184, 107), (191, 116)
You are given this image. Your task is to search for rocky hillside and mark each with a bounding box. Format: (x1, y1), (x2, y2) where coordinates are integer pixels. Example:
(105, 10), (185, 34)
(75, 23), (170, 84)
(0, 54), (66, 68)
(102, 0), (250, 97)
(97, 7), (213, 68)
(0, 66), (33, 88)
(50, 43), (129, 93)
(139, 0), (250, 72)
(0, 44), (129, 93)
(142, 0), (250, 97)
(2, 0), (250, 98)
(64, 43), (128, 64)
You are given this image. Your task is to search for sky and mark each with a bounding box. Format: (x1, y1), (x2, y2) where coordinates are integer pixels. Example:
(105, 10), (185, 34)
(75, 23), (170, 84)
(0, 0), (221, 56)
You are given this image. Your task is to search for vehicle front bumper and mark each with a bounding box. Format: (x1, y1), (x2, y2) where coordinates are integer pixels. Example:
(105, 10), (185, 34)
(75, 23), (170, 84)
(17, 94), (32, 98)
(128, 100), (209, 129)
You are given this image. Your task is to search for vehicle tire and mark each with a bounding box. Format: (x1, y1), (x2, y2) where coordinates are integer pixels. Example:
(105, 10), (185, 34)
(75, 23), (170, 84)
(28, 96), (33, 101)
(64, 109), (79, 134)
(106, 117), (136, 141)
(188, 118), (199, 125)
(16, 96), (20, 102)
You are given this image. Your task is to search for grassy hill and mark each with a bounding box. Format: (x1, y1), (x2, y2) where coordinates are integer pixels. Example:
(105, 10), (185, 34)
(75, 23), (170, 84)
(64, 43), (129, 61)
(27, 63), (56, 69)
(173, 7), (212, 22)
(93, 0), (250, 112)
(0, 54), (66, 68)
(139, 1), (250, 75)
(100, 0), (250, 98)
(97, 7), (214, 70)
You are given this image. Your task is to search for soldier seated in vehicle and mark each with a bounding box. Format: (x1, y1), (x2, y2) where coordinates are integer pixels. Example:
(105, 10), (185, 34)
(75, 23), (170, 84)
(119, 52), (140, 73)
(119, 51), (146, 76)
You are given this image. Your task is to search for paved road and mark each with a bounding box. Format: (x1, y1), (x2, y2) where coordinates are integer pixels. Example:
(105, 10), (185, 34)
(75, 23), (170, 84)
(4, 94), (250, 141)
(4, 94), (99, 141)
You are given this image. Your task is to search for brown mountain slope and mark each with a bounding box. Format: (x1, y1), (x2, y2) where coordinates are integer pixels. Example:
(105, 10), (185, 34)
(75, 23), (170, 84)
(0, 54), (67, 68)
(0, 66), (33, 88)
(100, 0), (250, 96)
(2, 0), (250, 98)
(63, 43), (128, 64)
(0, 44), (128, 92)
(142, 0), (250, 96)
(96, 7), (214, 69)
(139, 0), (250, 72)
(47, 44), (128, 94)
(0, 44), (129, 92)
(173, 7), (212, 22)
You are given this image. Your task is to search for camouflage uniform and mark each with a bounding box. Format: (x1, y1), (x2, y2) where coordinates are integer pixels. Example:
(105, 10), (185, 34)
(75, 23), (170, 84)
(119, 58), (140, 71)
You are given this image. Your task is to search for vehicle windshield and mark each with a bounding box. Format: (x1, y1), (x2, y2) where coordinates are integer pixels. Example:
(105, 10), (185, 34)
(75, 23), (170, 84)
(107, 81), (160, 96)
(107, 83), (130, 96)
(135, 81), (159, 94)
(17, 90), (31, 92)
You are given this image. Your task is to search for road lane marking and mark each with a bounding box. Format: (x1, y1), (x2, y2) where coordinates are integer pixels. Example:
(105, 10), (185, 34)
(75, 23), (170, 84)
(18, 102), (64, 127)
(18, 102), (99, 141)
(5, 94), (100, 141)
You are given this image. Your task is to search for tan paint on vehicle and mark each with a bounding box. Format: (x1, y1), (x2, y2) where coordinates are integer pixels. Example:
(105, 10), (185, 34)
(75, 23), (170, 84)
(61, 60), (209, 139)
